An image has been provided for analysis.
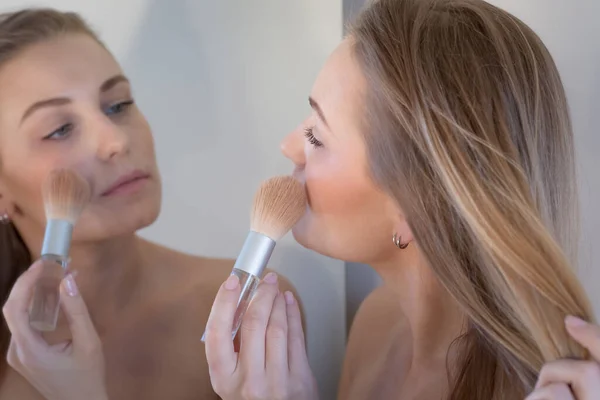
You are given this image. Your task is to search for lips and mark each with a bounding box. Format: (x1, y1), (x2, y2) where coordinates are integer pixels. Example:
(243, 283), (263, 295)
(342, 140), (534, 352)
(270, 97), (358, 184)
(101, 170), (150, 196)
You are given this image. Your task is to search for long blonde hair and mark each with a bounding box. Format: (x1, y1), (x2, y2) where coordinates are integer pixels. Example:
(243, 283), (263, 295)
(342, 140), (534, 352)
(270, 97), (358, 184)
(350, 0), (594, 397)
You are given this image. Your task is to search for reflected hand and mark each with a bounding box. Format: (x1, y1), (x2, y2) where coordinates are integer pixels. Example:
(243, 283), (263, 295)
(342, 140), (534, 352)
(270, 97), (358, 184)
(2, 261), (108, 400)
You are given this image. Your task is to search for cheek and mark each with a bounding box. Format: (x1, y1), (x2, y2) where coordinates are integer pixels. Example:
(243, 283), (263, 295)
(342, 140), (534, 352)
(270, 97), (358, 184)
(305, 165), (363, 215)
(0, 161), (48, 221)
(303, 149), (377, 216)
(292, 148), (395, 262)
(130, 115), (157, 162)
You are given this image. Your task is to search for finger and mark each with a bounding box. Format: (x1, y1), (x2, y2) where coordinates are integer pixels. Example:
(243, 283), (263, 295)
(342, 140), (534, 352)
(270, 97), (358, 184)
(6, 339), (20, 371)
(536, 359), (600, 398)
(239, 272), (279, 372)
(265, 292), (288, 374)
(2, 261), (47, 353)
(59, 274), (101, 355)
(565, 316), (600, 361)
(204, 274), (240, 378)
(285, 291), (309, 373)
(526, 382), (574, 400)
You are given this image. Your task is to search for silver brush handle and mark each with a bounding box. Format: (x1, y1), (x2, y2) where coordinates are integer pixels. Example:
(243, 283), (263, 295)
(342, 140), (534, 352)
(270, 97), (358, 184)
(233, 231), (276, 277)
(41, 219), (73, 259)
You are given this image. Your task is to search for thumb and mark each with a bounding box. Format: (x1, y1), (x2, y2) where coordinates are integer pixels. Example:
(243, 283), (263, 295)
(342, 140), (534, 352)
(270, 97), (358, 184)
(565, 315), (600, 361)
(59, 274), (100, 351)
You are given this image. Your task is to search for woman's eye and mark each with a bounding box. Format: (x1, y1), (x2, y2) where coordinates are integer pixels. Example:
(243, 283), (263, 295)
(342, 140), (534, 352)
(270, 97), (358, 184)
(105, 100), (134, 116)
(304, 127), (323, 148)
(43, 123), (73, 140)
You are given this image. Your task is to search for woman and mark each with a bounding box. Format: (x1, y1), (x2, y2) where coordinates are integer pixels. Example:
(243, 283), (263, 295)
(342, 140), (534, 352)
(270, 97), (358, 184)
(205, 0), (600, 398)
(0, 8), (298, 400)
(7, 0), (599, 399)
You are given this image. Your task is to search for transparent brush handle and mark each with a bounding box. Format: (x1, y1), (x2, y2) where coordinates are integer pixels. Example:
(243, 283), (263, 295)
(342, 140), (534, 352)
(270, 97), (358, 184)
(201, 268), (261, 342)
(230, 269), (261, 339)
(29, 255), (68, 332)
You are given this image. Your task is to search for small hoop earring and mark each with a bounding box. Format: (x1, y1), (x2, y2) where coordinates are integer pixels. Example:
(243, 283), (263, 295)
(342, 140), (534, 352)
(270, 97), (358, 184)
(392, 233), (408, 249)
(0, 212), (9, 224)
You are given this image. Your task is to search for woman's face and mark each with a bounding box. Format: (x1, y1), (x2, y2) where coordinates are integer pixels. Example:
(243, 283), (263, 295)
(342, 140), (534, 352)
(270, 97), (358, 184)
(0, 34), (161, 244)
(281, 40), (406, 264)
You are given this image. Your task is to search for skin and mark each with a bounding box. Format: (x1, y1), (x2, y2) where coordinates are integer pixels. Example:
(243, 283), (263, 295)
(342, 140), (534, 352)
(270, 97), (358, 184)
(0, 34), (298, 400)
(207, 39), (600, 399)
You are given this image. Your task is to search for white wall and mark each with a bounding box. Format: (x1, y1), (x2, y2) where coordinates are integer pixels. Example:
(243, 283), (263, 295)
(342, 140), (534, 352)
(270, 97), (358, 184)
(0, 1), (346, 398)
(344, 0), (600, 327)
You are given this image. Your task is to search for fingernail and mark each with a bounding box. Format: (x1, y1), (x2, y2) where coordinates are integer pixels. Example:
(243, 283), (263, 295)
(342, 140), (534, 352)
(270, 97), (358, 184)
(224, 274), (239, 290)
(285, 291), (295, 305)
(29, 261), (42, 270)
(66, 269), (79, 279)
(264, 272), (278, 284)
(565, 315), (587, 328)
(64, 274), (78, 297)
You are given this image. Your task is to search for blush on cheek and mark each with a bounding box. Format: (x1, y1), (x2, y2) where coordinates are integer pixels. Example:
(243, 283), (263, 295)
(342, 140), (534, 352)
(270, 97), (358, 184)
(305, 167), (375, 216)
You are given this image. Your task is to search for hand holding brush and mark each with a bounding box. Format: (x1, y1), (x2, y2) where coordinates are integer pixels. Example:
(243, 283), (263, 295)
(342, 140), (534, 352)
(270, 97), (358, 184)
(204, 176), (318, 400)
(2, 262), (108, 400)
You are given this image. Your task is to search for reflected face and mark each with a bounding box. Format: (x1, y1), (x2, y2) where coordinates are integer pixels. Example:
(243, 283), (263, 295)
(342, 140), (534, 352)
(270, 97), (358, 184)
(0, 34), (161, 243)
(281, 40), (399, 264)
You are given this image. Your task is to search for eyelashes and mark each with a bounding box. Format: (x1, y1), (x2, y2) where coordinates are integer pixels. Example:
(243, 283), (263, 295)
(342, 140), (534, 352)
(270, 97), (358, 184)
(304, 127), (323, 148)
(42, 100), (135, 141)
(105, 99), (134, 116)
(43, 123), (74, 140)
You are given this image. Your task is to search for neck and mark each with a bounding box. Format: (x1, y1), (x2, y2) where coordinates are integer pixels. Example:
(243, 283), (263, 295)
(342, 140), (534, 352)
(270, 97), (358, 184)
(66, 235), (145, 313)
(371, 246), (465, 369)
(18, 219), (147, 323)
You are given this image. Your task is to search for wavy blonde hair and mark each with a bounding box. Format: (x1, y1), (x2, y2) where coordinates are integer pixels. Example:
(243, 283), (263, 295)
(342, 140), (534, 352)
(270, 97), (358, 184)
(350, 0), (595, 397)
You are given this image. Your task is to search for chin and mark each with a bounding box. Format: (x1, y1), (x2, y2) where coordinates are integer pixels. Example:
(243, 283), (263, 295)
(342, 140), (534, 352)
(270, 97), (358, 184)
(291, 221), (387, 264)
(73, 193), (161, 241)
(291, 224), (342, 261)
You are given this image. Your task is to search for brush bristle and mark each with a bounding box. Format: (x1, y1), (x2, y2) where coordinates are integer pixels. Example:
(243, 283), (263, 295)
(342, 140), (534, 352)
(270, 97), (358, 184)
(250, 176), (307, 240)
(42, 169), (91, 223)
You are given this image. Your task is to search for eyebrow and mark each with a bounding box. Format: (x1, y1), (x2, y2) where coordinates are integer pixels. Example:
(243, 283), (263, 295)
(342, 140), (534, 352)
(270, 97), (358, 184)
(309, 96), (329, 128)
(20, 74), (130, 125)
(100, 74), (129, 93)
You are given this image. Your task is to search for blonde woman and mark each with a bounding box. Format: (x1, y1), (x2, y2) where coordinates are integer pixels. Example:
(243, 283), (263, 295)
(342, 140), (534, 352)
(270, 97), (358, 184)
(5, 0), (599, 399)
(205, 0), (600, 399)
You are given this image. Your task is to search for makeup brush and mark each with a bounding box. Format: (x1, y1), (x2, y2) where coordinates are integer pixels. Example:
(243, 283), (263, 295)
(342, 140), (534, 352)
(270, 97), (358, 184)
(202, 175), (307, 341)
(29, 169), (91, 332)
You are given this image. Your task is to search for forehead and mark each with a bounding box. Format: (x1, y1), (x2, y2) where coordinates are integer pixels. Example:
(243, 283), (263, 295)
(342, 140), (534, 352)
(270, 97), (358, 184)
(310, 39), (366, 133)
(0, 35), (122, 119)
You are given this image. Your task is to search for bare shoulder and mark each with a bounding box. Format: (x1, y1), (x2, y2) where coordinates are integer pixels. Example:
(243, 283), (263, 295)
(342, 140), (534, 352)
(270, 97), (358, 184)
(347, 285), (405, 356)
(339, 285), (407, 398)
(351, 285), (405, 331)
(0, 368), (44, 400)
(142, 240), (300, 306)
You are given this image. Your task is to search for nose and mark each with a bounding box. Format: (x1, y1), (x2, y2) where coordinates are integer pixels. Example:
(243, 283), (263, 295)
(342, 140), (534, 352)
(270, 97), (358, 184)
(280, 126), (305, 167)
(91, 114), (130, 161)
